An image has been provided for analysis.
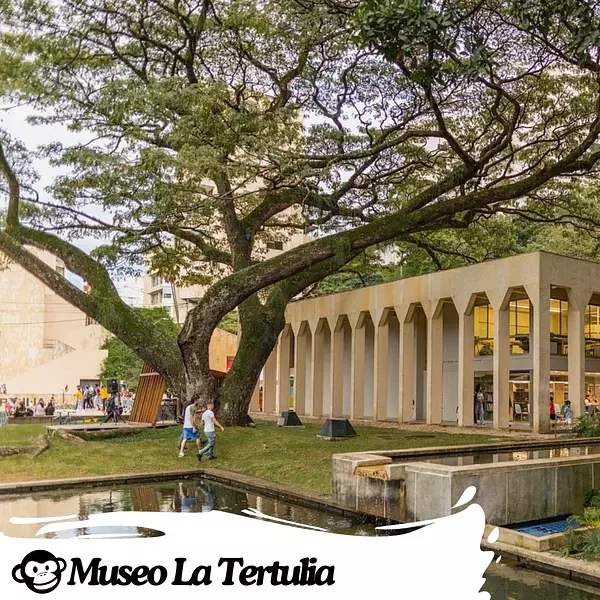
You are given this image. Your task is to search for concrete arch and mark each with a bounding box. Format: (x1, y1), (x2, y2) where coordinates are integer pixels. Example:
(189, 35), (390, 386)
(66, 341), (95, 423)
(311, 318), (332, 416)
(293, 321), (312, 416)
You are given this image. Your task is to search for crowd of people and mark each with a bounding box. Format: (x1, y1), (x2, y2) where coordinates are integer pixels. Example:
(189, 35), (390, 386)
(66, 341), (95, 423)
(0, 381), (135, 419)
(3, 396), (56, 417)
(74, 383), (134, 414)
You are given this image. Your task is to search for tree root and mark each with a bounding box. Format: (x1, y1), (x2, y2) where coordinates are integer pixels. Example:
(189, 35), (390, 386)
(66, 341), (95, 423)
(51, 429), (86, 444)
(0, 434), (51, 457)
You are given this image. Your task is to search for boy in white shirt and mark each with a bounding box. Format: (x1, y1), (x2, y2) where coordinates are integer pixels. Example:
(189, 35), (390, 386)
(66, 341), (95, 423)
(197, 402), (224, 461)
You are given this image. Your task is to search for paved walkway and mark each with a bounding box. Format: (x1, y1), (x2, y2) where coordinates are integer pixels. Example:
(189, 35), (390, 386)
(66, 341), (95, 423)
(250, 412), (563, 440)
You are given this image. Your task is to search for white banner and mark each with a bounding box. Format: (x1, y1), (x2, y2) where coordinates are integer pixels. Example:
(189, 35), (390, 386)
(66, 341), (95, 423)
(0, 487), (495, 599)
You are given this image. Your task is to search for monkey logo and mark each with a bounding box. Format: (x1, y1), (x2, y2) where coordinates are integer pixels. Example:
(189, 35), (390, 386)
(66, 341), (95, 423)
(12, 550), (67, 594)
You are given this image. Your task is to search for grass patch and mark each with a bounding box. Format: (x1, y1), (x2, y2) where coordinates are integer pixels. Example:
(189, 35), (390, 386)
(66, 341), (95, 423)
(0, 421), (494, 495)
(0, 425), (47, 448)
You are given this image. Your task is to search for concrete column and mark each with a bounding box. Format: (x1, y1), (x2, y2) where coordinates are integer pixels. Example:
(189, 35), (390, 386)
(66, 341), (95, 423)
(454, 295), (475, 427)
(488, 290), (510, 429)
(310, 319), (325, 417)
(396, 305), (414, 423)
(249, 381), (260, 412)
(567, 288), (591, 420)
(373, 310), (389, 421)
(330, 317), (345, 418)
(277, 327), (293, 412)
(426, 300), (444, 425)
(526, 284), (551, 433)
(263, 346), (278, 414)
(292, 323), (308, 416)
(349, 313), (365, 420)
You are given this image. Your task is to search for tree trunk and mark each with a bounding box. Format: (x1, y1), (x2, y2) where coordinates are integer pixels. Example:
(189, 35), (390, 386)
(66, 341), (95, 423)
(217, 295), (286, 426)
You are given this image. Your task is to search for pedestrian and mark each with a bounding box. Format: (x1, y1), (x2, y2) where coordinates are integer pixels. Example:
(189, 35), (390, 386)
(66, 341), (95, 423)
(45, 399), (55, 416)
(86, 385), (95, 409)
(100, 384), (108, 412)
(549, 394), (557, 431)
(562, 400), (572, 426)
(474, 384), (485, 425)
(94, 384), (101, 410)
(35, 399), (45, 417)
(75, 386), (83, 411)
(179, 402), (202, 458)
(196, 402), (224, 462)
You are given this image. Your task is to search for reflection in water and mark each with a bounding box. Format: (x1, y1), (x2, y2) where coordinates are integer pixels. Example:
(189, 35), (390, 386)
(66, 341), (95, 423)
(484, 560), (600, 600)
(411, 444), (600, 467)
(0, 480), (599, 599)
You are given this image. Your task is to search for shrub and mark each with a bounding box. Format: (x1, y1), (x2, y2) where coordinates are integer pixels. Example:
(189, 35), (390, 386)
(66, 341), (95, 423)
(560, 526), (582, 557)
(585, 489), (600, 509)
(581, 529), (600, 559)
(571, 415), (600, 438)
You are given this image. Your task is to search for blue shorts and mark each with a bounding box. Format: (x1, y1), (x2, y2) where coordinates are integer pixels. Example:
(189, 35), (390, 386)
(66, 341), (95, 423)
(183, 428), (199, 440)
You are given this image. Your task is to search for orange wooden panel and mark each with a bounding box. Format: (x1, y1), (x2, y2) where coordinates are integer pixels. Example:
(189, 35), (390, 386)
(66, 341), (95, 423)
(129, 364), (167, 426)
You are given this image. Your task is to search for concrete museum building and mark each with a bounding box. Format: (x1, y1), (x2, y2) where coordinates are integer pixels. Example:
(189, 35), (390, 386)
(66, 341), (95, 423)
(258, 251), (600, 433)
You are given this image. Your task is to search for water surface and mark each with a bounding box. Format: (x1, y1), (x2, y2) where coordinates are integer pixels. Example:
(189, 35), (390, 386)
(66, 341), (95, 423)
(0, 479), (598, 599)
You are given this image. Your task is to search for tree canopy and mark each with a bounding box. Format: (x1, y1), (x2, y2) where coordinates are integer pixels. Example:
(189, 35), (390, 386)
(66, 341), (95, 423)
(100, 307), (180, 391)
(2, 0), (600, 423)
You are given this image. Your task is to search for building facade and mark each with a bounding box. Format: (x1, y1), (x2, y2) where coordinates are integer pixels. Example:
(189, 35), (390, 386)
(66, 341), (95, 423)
(0, 249), (110, 398)
(257, 252), (600, 433)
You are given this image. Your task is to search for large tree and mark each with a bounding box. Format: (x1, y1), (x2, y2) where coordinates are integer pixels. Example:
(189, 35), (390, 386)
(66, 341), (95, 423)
(2, 0), (600, 424)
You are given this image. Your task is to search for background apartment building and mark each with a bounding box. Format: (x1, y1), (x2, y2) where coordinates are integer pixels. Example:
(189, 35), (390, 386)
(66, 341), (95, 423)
(143, 232), (310, 324)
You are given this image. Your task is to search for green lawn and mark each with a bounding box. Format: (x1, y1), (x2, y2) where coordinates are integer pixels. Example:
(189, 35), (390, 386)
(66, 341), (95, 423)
(0, 424), (47, 447)
(0, 422), (495, 495)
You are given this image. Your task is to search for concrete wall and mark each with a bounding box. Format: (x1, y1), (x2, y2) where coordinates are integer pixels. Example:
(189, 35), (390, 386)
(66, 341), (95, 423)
(405, 457), (600, 526)
(333, 443), (600, 526)
(442, 303), (459, 423)
(0, 249), (111, 397)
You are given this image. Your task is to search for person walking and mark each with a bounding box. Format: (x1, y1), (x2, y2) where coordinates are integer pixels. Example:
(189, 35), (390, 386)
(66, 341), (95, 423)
(100, 384), (108, 412)
(549, 394), (557, 432)
(196, 402), (224, 462)
(75, 386), (84, 411)
(178, 402), (202, 458)
(474, 384), (485, 425)
(562, 400), (573, 426)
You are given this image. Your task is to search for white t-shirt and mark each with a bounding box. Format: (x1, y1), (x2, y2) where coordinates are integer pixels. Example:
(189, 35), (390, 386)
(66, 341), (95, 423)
(183, 405), (194, 429)
(202, 409), (215, 433)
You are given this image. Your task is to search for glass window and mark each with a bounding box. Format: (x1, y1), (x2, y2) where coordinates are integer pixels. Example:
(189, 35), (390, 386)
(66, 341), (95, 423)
(509, 300), (530, 354)
(550, 299), (568, 336)
(474, 304), (494, 356)
(150, 291), (162, 305)
(586, 305), (600, 339)
(509, 300), (530, 335)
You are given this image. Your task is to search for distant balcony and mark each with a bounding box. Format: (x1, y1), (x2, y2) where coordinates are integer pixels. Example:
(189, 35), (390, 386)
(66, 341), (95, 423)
(475, 337), (494, 357)
(474, 335), (530, 357)
(586, 339), (600, 358)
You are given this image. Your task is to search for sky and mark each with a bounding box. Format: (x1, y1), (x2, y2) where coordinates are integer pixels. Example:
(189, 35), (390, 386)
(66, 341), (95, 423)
(1, 105), (145, 307)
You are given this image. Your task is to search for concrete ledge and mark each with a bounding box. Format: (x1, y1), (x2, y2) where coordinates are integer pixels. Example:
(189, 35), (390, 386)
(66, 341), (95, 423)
(342, 436), (600, 460)
(0, 468), (394, 526)
(0, 470), (203, 496)
(482, 539), (600, 586)
(484, 523), (568, 553)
